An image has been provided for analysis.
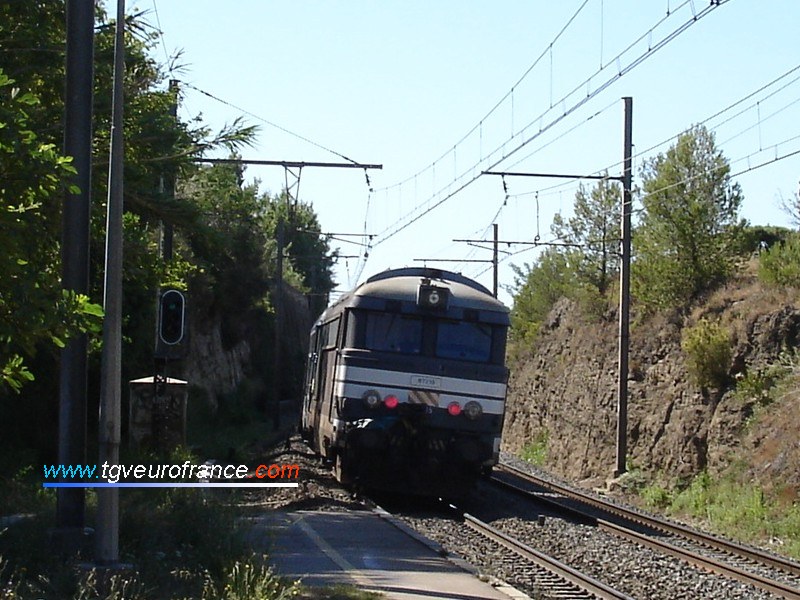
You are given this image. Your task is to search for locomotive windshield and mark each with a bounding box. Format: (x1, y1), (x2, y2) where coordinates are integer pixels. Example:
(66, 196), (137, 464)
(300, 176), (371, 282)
(364, 313), (423, 354)
(435, 320), (492, 362)
(350, 309), (501, 363)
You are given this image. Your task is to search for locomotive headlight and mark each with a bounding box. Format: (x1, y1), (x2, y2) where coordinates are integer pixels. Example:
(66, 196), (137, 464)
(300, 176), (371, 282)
(464, 400), (483, 420)
(417, 284), (450, 311)
(362, 389), (382, 409)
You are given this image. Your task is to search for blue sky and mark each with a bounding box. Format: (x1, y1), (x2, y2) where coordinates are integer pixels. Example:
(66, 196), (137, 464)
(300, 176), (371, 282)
(144, 1), (800, 305)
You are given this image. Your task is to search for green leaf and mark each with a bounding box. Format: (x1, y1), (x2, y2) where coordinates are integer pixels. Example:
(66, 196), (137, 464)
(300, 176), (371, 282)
(80, 302), (105, 318)
(2, 355), (35, 394)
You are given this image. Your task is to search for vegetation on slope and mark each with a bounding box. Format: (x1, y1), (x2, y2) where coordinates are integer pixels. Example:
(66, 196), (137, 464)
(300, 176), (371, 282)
(509, 124), (800, 558)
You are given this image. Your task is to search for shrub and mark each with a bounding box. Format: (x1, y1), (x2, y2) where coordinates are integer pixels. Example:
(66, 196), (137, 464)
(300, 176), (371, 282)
(733, 367), (779, 406)
(520, 431), (549, 466)
(200, 559), (300, 600)
(681, 319), (731, 389)
(75, 570), (148, 600)
(759, 234), (800, 288)
(733, 348), (800, 412)
(733, 224), (792, 256)
(670, 470), (713, 515)
(665, 471), (800, 560)
(641, 484), (673, 509)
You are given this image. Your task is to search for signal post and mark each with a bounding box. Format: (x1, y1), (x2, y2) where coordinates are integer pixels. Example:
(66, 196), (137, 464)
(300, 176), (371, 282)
(147, 289), (188, 452)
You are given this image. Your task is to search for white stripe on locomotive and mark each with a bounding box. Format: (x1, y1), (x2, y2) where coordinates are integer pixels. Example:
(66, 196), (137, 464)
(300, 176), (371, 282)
(333, 365), (505, 415)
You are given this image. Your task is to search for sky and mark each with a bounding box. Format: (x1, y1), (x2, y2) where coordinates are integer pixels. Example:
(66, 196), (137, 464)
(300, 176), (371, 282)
(143, 1), (800, 306)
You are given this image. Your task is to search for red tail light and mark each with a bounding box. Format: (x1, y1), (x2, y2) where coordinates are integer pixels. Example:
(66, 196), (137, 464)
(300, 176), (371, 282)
(384, 395), (399, 409)
(447, 401), (461, 416)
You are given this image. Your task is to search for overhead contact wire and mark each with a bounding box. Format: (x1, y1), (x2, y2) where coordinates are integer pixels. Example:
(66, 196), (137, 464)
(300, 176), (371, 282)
(373, 1), (726, 246)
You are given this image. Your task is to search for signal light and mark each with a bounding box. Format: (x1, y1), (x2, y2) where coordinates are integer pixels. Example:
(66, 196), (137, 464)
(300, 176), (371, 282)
(363, 390), (381, 409)
(384, 395), (399, 409)
(464, 400), (483, 420)
(447, 401), (462, 416)
(158, 289), (185, 345)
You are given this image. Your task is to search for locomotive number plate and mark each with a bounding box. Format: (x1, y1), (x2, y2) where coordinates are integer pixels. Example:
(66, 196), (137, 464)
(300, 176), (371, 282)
(410, 375), (441, 389)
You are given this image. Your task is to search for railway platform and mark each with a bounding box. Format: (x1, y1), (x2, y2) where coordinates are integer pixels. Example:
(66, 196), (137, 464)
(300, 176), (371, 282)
(249, 508), (528, 599)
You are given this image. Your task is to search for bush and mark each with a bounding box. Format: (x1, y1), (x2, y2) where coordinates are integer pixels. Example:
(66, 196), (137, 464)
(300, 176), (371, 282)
(759, 234), (800, 288)
(670, 470), (713, 515)
(520, 431), (549, 466)
(200, 560), (300, 600)
(733, 367), (780, 407)
(75, 570), (148, 600)
(733, 224), (792, 256)
(681, 319), (731, 389)
(641, 483), (673, 509)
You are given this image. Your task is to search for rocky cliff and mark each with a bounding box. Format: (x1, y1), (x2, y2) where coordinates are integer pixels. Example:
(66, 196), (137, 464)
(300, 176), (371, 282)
(501, 277), (800, 494)
(182, 284), (314, 411)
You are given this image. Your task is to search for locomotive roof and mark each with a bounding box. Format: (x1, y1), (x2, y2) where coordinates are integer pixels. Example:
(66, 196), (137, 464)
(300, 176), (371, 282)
(320, 267), (509, 322)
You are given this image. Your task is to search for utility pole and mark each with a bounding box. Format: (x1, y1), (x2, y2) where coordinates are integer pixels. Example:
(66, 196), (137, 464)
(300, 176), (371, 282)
(615, 97), (633, 477)
(273, 218), (284, 429)
(96, 0), (125, 564)
(161, 79), (178, 261)
(492, 224), (499, 298)
(482, 97), (634, 477)
(57, 0), (94, 541)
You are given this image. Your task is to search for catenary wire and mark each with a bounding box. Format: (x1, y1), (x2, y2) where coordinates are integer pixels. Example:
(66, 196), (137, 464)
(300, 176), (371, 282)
(507, 62), (800, 203)
(371, 1), (727, 246)
(178, 81), (359, 165)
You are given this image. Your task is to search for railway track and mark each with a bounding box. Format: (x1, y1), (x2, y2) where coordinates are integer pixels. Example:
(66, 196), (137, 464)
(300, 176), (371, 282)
(457, 508), (634, 599)
(493, 462), (800, 599)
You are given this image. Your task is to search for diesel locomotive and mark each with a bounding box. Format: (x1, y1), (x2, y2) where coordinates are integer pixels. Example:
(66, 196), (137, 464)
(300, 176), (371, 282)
(300, 267), (510, 496)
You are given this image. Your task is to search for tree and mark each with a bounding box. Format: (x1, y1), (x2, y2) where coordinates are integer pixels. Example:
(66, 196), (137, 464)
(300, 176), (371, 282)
(633, 125), (743, 310)
(180, 161), (272, 320)
(551, 177), (620, 294)
(0, 5), (255, 392)
(179, 163), (336, 321)
(0, 71), (102, 392)
(509, 248), (577, 346)
(262, 193), (337, 309)
(0, 2), (67, 140)
(780, 181), (800, 229)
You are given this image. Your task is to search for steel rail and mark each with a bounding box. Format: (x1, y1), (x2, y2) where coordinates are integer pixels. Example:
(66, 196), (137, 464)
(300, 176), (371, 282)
(600, 519), (800, 600)
(496, 463), (800, 576)
(494, 463), (800, 599)
(463, 512), (635, 600)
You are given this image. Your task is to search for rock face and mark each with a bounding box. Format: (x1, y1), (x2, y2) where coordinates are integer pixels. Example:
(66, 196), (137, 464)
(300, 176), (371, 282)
(501, 283), (800, 490)
(182, 284), (314, 411)
(182, 316), (251, 408)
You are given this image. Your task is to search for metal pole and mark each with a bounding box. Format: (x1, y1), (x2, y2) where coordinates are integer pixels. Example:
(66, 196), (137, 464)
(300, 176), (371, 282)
(492, 223), (499, 298)
(97, 0), (125, 563)
(615, 97), (633, 477)
(273, 218), (284, 429)
(57, 0), (94, 537)
(162, 79), (178, 261)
